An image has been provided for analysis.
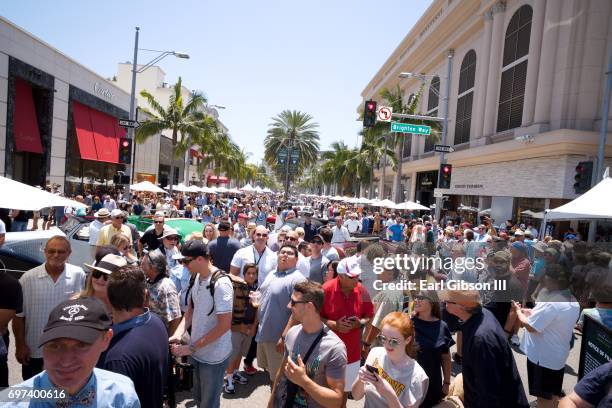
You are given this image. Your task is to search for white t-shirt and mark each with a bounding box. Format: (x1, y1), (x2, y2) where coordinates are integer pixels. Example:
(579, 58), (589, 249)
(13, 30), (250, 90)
(363, 347), (429, 408)
(231, 245), (277, 286)
(190, 272), (234, 364)
(331, 225), (350, 243)
(88, 219), (104, 246)
(520, 292), (580, 370)
(344, 219), (361, 233)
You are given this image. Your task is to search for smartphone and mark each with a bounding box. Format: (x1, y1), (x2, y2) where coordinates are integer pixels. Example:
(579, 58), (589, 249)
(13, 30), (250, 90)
(365, 364), (379, 381)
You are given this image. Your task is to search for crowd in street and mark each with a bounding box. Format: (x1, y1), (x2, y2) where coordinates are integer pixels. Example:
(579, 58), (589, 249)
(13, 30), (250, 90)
(0, 187), (611, 408)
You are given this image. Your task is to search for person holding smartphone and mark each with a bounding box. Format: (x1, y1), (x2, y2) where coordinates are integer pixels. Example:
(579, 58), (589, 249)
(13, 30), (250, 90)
(352, 312), (429, 408)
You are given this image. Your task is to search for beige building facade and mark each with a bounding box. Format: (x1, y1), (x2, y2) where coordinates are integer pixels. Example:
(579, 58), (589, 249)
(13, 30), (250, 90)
(362, 0), (612, 227)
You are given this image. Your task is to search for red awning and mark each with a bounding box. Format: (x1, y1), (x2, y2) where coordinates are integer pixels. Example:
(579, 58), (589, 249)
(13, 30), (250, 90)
(190, 148), (202, 158)
(72, 101), (98, 161)
(13, 78), (43, 154)
(89, 108), (119, 163)
(207, 175), (229, 184)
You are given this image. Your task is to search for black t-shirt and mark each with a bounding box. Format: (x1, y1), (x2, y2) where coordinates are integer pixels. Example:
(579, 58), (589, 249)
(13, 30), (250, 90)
(139, 228), (164, 252)
(132, 204), (144, 215)
(208, 237), (241, 272)
(14, 211), (32, 222)
(413, 317), (455, 407)
(98, 313), (169, 408)
(575, 361), (612, 407)
(0, 271), (22, 313)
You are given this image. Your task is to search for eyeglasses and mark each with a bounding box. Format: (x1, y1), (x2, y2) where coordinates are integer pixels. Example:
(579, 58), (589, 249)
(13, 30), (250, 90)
(290, 298), (310, 307)
(255, 233), (268, 237)
(414, 295), (429, 301)
(45, 249), (68, 255)
(154, 221), (164, 224)
(165, 236), (179, 241)
(376, 334), (401, 348)
(287, 237), (299, 241)
(311, 240), (323, 245)
(91, 270), (109, 280)
(112, 216), (124, 220)
(179, 257), (195, 265)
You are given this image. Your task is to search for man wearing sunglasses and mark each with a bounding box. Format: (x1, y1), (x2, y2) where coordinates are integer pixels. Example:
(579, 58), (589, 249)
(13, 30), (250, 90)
(138, 212), (167, 257)
(305, 234), (329, 284)
(96, 209), (132, 248)
(151, 228), (181, 277)
(270, 281), (347, 408)
(230, 225), (277, 286)
(442, 289), (528, 408)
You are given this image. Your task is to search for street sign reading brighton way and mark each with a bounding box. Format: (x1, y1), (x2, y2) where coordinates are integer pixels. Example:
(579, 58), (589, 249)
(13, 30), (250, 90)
(434, 144), (455, 153)
(390, 122), (431, 135)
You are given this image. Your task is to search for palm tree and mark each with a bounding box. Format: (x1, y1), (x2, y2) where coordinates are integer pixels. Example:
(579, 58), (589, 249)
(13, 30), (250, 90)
(320, 142), (359, 196)
(264, 110), (320, 195)
(356, 128), (397, 198)
(197, 133), (240, 184)
(136, 77), (217, 194)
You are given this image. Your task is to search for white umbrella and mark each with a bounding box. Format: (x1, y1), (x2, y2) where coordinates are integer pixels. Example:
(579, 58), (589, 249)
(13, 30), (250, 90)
(228, 188), (242, 194)
(241, 183), (255, 192)
(372, 199), (396, 208)
(254, 186), (264, 193)
(262, 187), (273, 193)
(200, 186), (215, 194)
(130, 180), (166, 194)
(0, 176), (87, 211)
(355, 197), (372, 204)
(216, 186), (229, 193)
(393, 201), (430, 211)
(186, 185), (201, 193)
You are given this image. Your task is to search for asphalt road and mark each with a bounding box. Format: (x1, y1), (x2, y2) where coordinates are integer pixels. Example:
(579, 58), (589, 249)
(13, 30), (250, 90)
(6, 326), (582, 407)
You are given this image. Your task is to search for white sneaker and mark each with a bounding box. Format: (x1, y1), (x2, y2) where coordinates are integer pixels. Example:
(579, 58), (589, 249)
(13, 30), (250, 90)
(233, 371), (248, 384)
(224, 377), (235, 394)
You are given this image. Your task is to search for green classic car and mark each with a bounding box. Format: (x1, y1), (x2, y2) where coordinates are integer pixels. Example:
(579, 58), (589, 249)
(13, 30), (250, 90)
(128, 215), (204, 243)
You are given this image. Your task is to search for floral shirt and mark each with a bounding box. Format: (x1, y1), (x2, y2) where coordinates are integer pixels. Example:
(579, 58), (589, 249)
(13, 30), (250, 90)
(147, 276), (181, 328)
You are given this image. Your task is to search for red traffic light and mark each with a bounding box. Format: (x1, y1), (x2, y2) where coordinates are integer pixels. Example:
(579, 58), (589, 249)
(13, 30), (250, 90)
(443, 165), (451, 173)
(575, 165), (584, 173)
(121, 140), (130, 148)
(367, 103), (375, 111)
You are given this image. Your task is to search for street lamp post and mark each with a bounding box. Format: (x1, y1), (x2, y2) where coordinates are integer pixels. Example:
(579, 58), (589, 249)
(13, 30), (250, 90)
(125, 27), (189, 199)
(398, 49), (454, 221)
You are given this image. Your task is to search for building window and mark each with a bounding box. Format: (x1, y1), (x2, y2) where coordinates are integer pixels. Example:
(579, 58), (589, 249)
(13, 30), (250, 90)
(455, 50), (476, 145)
(425, 77), (440, 152)
(497, 5), (532, 132)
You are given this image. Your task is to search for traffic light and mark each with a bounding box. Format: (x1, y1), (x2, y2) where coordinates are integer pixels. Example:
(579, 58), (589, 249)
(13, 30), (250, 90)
(573, 161), (593, 194)
(363, 100), (377, 128)
(119, 137), (132, 164)
(438, 163), (452, 189)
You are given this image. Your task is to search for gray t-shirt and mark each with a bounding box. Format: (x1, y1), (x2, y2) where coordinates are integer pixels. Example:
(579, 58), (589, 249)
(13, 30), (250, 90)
(273, 324), (347, 408)
(256, 267), (306, 343)
(307, 255), (329, 284)
(190, 271), (234, 364)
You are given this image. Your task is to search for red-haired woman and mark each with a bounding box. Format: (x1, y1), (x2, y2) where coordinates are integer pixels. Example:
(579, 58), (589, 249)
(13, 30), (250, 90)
(352, 311), (429, 407)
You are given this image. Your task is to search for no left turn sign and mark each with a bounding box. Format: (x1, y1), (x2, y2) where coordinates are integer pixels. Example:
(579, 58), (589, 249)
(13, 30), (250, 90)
(377, 106), (393, 122)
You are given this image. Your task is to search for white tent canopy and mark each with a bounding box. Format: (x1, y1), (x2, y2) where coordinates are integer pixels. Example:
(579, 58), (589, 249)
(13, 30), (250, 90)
(186, 185), (202, 193)
(0, 176), (87, 211)
(546, 177), (612, 221)
(130, 181), (166, 194)
(240, 183), (255, 191)
(393, 201), (430, 211)
(216, 186), (229, 193)
(372, 199), (396, 208)
(262, 187), (273, 193)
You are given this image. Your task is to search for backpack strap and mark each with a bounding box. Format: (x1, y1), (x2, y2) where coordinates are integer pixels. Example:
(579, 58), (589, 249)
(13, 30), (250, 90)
(206, 268), (231, 316)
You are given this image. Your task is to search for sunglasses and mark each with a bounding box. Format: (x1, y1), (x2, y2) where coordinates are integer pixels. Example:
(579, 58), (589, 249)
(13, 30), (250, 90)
(311, 240), (323, 245)
(255, 233), (268, 237)
(376, 334), (401, 348)
(178, 257), (195, 265)
(91, 270), (109, 280)
(165, 236), (179, 241)
(154, 221), (164, 224)
(290, 298), (310, 307)
(414, 295), (430, 301)
(287, 237), (299, 241)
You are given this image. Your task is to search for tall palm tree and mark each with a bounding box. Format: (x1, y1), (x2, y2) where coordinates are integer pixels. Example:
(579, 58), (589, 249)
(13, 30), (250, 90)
(197, 133), (240, 183)
(264, 110), (320, 194)
(136, 77), (217, 194)
(321, 142), (359, 196)
(356, 128), (397, 198)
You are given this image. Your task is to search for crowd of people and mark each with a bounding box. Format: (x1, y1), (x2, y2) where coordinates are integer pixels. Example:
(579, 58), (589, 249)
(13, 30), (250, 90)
(0, 187), (611, 408)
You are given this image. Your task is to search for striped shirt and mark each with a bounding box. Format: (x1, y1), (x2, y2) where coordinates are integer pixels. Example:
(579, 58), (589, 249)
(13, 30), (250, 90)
(17, 263), (86, 358)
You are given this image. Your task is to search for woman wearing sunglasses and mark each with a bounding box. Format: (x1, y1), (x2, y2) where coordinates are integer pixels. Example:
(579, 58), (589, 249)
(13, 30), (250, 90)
(412, 291), (454, 407)
(352, 311), (429, 408)
(79, 249), (127, 314)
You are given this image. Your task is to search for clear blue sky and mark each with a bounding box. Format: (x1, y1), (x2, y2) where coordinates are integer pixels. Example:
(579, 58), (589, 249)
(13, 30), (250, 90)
(2, 0), (431, 163)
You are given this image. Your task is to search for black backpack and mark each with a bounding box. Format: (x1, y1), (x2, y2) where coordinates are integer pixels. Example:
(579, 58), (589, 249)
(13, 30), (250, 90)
(188, 269), (249, 320)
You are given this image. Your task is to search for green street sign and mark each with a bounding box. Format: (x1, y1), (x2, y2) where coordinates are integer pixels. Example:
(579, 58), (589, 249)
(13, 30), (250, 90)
(390, 122), (431, 135)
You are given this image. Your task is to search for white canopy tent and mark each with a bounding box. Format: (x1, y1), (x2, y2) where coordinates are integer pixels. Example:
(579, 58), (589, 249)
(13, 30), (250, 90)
(240, 183), (255, 192)
(0, 176), (87, 211)
(393, 201), (430, 211)
(216, 186), (229, 193)
(165, 183), (190, 192)
(262, 187), (274, 194)
(546, 177), (612, 221)
(371, 199), (396, 208)
(186, 185), (202, 193)
(129, 180), (166, 194)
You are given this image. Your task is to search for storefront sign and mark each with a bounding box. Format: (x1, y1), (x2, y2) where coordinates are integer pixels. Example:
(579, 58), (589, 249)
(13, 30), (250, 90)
(94, 82), (113, 101)
(453, 184), (484, 189)
(136, 173), (156, 183)
(578, 315), (612, 379)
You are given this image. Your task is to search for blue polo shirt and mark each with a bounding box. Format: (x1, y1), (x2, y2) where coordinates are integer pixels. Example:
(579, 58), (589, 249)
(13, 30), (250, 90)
(388, 223), (405, 242)
(3, 367), (139, 407)
(97, 310), (168, 408)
